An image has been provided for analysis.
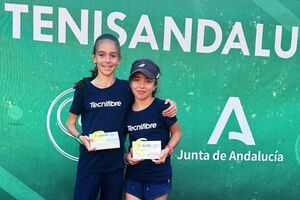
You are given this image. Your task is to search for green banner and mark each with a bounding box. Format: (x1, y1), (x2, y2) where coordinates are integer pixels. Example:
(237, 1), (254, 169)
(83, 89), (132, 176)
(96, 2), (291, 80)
(1, 0), (299, 199)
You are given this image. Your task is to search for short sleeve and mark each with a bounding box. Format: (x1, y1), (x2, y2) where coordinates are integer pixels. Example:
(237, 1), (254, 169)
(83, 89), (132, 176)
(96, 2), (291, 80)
(125, 80), (135, 105)
(162, 101), (177, 128)
(69, 88), (84, 115)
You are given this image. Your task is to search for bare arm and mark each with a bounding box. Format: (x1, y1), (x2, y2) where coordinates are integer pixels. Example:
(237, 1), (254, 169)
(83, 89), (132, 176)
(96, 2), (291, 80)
(66, 113), (95, 151)
(166, 122), (182, 149)
(152, 122), (182, 164)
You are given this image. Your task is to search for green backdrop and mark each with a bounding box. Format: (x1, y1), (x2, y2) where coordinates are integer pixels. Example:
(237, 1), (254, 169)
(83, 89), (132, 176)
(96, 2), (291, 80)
(1, 0), (300, 199)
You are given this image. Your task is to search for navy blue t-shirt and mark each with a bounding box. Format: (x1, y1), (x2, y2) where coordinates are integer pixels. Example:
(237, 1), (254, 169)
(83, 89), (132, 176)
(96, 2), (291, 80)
(70, 78), (133, 174)
(125, 98), (177, 183)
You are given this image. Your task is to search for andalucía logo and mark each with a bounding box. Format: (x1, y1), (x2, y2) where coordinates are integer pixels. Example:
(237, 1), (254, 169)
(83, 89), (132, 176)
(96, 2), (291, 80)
(46, 88), (79, 161)
(176, 97), (285, 163)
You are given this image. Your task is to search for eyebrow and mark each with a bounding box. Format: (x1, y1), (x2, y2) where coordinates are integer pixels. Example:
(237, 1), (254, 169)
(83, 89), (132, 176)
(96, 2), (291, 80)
(97, 51), (118, 54)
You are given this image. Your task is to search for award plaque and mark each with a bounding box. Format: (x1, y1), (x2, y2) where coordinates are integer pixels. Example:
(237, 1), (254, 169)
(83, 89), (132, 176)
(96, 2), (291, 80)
(132, 138), (161, 159)
(89, 131), (120, 150)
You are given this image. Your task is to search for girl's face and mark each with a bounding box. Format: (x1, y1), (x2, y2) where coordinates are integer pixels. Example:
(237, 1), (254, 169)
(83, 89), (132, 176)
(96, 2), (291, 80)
(130, 73), (156, 101)
(92, 39), (120, 77)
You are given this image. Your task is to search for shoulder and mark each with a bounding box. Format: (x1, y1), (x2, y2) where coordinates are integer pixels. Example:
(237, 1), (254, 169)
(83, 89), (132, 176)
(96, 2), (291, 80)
(154, 97), (165, 105)
(116, 78), (129, 86)
(73, 79), (93, 98)
(73, 77), (92, 90)
(115, 78), (131, 91)
(153, 98), (169, 111)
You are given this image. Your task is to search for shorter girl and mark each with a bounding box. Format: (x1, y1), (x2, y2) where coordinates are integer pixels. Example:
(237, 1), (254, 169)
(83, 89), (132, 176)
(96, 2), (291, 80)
(125, 59), (182, 200)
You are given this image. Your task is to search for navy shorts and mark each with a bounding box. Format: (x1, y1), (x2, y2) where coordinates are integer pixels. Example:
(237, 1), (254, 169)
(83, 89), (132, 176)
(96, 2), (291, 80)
(73, 168), (124, 200)
(124, 178), (172, 200)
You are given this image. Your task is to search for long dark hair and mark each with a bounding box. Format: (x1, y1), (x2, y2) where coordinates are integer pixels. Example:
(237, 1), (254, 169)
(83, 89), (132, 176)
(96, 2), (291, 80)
(73, 33), (121, 90)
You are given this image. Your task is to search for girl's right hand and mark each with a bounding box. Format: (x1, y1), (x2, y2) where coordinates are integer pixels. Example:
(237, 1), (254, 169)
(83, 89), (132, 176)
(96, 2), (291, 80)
(152, 148), (169, 164)
(125, 148), (142, 165)
(80, 136), (96, 151)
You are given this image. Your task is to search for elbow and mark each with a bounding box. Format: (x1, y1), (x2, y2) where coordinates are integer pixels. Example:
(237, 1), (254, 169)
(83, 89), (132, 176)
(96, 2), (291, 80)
(178, 132), (182, 141)
(174, 130), (182, 142)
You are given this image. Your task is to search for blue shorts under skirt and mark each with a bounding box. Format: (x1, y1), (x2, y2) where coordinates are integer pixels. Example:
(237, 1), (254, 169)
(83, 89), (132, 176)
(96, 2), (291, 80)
(124, 178), (172, 200)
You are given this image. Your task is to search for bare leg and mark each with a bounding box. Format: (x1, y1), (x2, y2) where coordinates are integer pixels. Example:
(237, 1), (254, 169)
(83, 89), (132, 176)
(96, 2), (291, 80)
(125, 192), (141, 200)
(154, 194), (168, 200)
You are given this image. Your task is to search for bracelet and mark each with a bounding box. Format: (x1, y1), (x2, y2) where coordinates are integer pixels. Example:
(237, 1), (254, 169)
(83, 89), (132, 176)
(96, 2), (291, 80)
(75, 133), (83, 144)
(75, 132), (82, 138)
(166, 144), (173, 155)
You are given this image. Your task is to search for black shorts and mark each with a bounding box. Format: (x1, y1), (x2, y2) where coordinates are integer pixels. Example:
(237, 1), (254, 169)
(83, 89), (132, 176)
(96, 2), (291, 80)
(73, 168), (124, 200)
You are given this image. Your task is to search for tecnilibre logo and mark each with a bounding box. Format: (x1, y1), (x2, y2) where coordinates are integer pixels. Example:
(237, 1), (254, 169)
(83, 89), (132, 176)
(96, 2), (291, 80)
(46, 88), (80, 161)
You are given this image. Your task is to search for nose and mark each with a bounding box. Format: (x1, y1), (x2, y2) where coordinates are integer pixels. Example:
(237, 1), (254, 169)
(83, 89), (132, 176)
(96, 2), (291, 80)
(105, 55), (110, 62)
(138, 80), (146, 88)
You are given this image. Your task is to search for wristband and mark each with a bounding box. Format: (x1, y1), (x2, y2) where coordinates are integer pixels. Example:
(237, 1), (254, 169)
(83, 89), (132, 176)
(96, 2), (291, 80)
(75, 133), (83, 144)
(75, 132), (82, 138)
(166, 144), (173, 155)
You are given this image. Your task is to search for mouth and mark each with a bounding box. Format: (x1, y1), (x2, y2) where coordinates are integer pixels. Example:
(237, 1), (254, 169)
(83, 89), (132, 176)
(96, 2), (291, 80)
(102, 66), (114, 70)
(136, 90), (146, 95)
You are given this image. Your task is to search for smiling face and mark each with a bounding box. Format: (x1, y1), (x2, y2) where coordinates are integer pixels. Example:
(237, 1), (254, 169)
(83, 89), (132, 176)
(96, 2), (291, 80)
(130, 72), (157, 101)
(92, 39), (121, 77)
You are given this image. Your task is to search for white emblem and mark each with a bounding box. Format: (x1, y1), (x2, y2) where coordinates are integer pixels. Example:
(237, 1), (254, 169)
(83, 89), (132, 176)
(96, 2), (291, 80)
(208, 97), (255, 145)
(138, 63), (145, 68)
(47, 88), (80, 161)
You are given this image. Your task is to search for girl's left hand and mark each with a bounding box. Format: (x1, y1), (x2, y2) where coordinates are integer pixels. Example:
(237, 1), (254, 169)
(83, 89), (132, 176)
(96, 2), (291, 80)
(126, 148), (142, 165)
(152, 148), (169, 164)
(162, 99), (177, 117)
